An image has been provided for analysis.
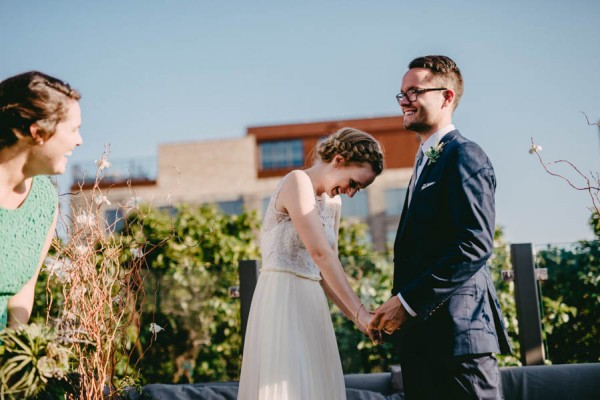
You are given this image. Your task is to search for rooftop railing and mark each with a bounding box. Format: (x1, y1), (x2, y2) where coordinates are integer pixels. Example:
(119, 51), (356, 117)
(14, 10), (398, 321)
(71, 156), (157, 187)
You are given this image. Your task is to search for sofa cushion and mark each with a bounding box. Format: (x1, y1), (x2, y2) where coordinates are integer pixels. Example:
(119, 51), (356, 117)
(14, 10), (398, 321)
(500, 363), (600, 400)
(129, 382), (238, 400)
(128, 363), (600, 400)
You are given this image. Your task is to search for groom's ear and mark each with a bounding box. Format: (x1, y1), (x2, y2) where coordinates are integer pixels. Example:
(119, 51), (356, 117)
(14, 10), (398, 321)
(442, 89), (456, 109)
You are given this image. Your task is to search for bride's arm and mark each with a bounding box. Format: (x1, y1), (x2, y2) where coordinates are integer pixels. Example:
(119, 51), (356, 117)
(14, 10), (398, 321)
(321, 196), (354, 321)
(277, 171), (371, 329)
(321, 277), (353, 320)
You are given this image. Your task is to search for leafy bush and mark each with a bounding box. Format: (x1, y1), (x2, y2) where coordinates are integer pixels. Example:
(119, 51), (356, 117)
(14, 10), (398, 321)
(0, 324), (77, 399)
(489, 227), (521, 366)
(31, 202), (598, 388)
(536, 240), (600, 363)
(125, 204), (260, 383)
(334, 220), (398, 373)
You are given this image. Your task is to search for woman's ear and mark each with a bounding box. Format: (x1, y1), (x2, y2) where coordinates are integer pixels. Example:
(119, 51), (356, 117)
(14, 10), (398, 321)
(29, 123), (45, 145)
(332, 154), (346, 168)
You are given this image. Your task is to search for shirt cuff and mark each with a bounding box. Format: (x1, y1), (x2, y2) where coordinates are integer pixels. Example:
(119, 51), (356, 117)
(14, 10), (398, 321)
(397, 293), (417, 317)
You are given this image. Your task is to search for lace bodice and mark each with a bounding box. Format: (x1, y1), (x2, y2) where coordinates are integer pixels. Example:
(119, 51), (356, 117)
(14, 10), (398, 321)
(261, 172), (341, 280)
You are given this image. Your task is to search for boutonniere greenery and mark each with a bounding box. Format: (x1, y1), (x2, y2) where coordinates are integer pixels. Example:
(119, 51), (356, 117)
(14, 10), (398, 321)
(424, 141), (445, 164)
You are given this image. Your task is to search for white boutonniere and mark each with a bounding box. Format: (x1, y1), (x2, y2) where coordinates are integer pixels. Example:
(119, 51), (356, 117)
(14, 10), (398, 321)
(424, 142), (445, 163)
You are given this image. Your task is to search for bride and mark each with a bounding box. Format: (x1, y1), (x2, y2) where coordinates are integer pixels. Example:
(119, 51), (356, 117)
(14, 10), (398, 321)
(238, 127), (384, 400)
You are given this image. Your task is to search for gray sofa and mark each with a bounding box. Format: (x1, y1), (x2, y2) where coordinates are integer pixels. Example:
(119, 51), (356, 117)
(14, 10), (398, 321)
(128, 363), (600, 399)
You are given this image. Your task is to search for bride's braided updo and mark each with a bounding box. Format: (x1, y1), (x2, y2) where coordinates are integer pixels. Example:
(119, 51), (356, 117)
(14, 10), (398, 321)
(317, 127), (384, 175)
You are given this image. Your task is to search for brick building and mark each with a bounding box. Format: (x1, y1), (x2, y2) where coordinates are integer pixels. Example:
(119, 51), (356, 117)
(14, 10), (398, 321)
(70, 115), (419, 251)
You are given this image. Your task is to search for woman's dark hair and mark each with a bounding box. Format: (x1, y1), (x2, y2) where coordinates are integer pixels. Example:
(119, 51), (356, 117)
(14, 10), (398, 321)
(0, 71), (80, 150)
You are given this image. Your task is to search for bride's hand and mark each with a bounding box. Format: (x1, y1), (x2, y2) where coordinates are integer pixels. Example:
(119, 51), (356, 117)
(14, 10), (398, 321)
(354, 306), (369, 334)
(356, 307), (381, 345)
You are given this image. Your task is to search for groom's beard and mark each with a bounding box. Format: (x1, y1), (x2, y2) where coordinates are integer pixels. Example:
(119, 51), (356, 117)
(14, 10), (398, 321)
(405, 120), (432, 133)
(403, 110), (433, 133)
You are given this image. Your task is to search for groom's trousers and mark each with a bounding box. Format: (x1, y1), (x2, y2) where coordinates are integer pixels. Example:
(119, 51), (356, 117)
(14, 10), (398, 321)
(399, 351), (504, 400)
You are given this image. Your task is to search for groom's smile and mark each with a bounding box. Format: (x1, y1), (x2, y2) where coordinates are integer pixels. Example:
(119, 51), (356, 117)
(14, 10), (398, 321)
(398, 67), (453, 138)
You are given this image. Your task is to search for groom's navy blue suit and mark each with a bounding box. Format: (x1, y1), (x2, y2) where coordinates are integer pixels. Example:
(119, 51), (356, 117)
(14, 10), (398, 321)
(392, 130), (511, 399)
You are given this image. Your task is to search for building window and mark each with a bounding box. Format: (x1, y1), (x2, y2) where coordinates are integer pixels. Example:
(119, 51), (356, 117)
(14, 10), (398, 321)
(217, 199), (244, 215)
(385, 188), (407, 216)
(341, 191), (369, 218)
(259, 140), (304, 170)
(105, 208), (125, 233)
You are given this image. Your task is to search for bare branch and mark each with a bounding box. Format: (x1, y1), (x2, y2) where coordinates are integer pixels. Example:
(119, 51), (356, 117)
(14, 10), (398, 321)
(530, 137), (600, 217)
(581, 112), (600, 127)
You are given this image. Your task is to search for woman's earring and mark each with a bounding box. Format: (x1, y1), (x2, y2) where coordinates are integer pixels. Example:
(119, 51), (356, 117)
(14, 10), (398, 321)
(38, 140), (44, 145)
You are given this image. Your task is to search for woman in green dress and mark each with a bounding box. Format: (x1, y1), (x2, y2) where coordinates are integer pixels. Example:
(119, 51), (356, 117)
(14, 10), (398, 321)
(0, 71), (82, 330)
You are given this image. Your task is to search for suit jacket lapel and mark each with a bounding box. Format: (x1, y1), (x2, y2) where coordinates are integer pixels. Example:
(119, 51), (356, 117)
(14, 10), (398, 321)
(397, 130), (460, 241)
(397, 162), (432, 237)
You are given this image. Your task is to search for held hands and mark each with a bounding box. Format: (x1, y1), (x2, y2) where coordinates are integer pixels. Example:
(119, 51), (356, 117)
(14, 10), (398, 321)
(368, 296), (409, 337)
(354, 296), (409, 345)
(354, 304), (382, 345)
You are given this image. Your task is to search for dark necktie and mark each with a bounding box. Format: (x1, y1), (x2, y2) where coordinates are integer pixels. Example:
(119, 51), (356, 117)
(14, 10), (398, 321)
(408, 148), (424, 205)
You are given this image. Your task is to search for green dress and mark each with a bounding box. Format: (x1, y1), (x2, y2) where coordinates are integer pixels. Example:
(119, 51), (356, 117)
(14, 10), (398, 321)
(0, 176), (57, 330)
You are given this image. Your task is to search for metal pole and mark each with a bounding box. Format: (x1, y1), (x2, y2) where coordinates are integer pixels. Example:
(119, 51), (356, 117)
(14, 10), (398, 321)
(510, 243), (545, 365)
(238, 259), (260, 352)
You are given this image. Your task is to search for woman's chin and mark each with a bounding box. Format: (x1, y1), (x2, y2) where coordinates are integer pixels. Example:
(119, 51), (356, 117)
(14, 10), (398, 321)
(51, 158), (68, 175)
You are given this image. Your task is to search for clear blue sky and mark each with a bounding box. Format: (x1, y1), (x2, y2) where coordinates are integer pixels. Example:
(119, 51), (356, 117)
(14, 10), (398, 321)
(2, 0), (599, 245)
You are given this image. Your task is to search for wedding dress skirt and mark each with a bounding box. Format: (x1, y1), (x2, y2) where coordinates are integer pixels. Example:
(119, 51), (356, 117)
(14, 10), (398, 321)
(238, 269), (346, 400)
(238, 172), (346, 399)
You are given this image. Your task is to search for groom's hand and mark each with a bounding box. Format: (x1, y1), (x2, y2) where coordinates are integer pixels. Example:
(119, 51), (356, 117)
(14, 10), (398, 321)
(369, 296), (408, 335)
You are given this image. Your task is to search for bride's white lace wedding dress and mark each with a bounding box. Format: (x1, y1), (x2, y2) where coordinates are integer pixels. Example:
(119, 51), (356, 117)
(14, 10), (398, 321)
(238, 172), (346, 400)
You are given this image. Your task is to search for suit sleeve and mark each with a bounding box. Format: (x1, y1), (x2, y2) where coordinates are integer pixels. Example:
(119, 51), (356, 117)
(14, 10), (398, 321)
(401, 142), (496, 320)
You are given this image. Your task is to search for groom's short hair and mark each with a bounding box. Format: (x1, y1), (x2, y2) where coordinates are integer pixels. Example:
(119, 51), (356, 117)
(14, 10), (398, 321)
(409, 55), (464, 110)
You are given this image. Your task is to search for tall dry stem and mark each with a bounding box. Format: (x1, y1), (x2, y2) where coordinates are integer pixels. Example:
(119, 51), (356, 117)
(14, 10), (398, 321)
(45, 149), (168, 399)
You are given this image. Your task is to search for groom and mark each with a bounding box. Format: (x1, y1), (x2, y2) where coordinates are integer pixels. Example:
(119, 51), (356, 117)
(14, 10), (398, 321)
(369, 55), (511, 399)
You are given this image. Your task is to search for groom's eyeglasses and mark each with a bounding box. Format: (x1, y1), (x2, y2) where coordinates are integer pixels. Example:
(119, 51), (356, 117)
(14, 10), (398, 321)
(396, 87), (447, 104)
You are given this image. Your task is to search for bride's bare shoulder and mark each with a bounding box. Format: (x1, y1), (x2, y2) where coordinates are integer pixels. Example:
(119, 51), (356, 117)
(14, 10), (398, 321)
(276, 170), (315, 212)
(280, 170), (312, 192)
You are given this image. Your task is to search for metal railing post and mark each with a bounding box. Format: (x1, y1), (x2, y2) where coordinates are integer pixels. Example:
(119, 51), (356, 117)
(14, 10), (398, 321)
(510, 243), (545, 365)
(238, 260), (260, 352)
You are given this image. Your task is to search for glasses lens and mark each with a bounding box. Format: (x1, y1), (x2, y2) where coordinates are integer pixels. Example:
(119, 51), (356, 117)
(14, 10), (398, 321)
(396, 93), (402, 103)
